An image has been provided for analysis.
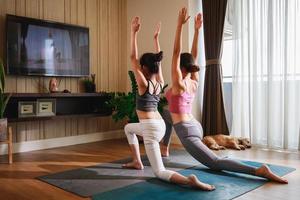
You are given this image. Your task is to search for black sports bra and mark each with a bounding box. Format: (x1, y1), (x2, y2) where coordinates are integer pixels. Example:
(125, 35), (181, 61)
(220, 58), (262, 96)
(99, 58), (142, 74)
(136, 80), (162, 112)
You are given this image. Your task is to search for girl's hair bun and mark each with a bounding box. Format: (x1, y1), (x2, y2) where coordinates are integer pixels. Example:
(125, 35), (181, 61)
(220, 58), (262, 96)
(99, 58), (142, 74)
(188, 64), (200, 72)
(154, 51), (163, 62)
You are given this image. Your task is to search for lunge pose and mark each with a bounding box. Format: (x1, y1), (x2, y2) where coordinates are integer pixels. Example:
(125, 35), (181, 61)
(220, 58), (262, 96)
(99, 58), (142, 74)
(123, 16), (215, 190)
(161, 7), (288, 184)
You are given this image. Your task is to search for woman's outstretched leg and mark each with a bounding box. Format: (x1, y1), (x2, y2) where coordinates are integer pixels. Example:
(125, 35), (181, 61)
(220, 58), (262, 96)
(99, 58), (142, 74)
(255, 165), (288, 183)
(123, 123), (144, 169)
(174, 120), (288, 183)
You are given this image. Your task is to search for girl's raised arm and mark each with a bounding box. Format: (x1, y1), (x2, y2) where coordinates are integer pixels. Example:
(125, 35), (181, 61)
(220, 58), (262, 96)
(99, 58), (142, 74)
(171, 8), (190, 92)
(191, 13), (202, 82)
(130, 17), (147, 88)
(154, 22), (164, 85)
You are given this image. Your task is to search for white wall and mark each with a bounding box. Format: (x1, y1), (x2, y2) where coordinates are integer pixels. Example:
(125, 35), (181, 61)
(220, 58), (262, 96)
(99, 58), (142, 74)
(127, 0), (205, 144)
(127, 0), (190, 86)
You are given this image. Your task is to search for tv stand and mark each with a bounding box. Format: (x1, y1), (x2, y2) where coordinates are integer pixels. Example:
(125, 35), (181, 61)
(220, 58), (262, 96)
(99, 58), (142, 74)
(4, 93), (112, 122)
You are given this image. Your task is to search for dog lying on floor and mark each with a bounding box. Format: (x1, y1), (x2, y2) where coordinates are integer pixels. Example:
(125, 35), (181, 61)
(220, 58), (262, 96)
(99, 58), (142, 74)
(202, 134), (251, 150)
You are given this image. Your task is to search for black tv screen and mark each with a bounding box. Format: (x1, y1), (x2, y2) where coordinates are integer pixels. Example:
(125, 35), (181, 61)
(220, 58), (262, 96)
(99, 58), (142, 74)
(6, 15), (89, 77)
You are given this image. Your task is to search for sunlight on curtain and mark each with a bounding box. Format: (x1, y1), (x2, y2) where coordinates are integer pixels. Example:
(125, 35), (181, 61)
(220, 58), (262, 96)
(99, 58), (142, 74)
(231, 0), (300, 150)
(190, 0), (206, 122)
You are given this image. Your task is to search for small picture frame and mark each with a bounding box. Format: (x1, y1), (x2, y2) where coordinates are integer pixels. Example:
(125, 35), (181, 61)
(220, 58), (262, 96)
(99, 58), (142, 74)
(18, 102), (37, 118)
(36, 99), (56, 117)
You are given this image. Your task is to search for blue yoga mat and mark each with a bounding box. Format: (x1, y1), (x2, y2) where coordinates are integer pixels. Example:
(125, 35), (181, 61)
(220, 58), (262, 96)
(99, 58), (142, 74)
(92, 161), (295, 200)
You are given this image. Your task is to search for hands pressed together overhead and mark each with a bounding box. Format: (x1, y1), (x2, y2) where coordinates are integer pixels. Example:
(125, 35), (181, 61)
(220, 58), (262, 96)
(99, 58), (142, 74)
(131, 16), (141, 33)
(154, 22), (161, 39)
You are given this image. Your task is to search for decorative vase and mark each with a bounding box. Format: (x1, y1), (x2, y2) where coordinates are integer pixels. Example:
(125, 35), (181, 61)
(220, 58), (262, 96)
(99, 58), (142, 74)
(0, 118), (7, 141)
(49, 78), (59, 93)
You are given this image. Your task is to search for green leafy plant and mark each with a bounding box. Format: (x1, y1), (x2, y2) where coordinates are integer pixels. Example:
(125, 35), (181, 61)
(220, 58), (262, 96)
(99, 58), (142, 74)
(107, 71), (168, 123)
(0, 60), (11, 118)
(83, 74), (96, 93)
(157, 84), (168, 113)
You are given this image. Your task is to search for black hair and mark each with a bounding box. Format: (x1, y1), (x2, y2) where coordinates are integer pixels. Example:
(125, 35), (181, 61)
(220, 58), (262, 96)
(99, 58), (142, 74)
(180, 53), (200, 73)
(140, 51), (163, 74)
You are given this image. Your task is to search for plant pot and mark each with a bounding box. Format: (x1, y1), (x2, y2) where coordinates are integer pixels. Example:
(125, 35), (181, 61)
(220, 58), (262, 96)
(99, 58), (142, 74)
(84, 82), (96, 93)
(0, 118), (7, 141)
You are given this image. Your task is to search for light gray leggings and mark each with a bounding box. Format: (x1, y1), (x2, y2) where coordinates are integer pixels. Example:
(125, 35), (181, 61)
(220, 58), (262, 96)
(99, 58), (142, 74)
(161, 109), (256, 175)
(124, 119), (175, 181)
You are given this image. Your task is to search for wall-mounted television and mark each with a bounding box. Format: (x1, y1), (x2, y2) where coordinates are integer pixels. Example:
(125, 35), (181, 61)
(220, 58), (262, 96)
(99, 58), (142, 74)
(6, 14), (89, 77)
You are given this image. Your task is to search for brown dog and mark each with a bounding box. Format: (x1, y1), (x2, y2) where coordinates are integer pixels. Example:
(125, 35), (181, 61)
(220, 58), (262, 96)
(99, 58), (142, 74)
(202, 134), (251, 150)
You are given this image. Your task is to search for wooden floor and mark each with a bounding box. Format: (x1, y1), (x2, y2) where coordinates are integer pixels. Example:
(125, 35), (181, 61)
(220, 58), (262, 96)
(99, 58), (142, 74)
(0, 139), (299, 200)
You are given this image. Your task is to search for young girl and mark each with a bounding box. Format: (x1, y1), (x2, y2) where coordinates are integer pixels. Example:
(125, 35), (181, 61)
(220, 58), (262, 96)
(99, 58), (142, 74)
(123, 16), (215, 190)
(161, 7), (288, 184)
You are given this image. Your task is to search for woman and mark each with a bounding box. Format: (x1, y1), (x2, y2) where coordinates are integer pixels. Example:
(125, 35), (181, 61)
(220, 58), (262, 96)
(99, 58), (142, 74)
(123, 16), (215, 190)
(161, 7), (288, 184)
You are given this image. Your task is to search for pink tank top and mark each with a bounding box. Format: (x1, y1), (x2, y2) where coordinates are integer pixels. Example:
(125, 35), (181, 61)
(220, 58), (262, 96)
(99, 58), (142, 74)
(165, 82), (195, 114)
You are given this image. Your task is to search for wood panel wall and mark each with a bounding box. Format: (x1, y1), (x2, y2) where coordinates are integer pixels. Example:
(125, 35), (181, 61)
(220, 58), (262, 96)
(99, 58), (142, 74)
(0, 0), (128, 142)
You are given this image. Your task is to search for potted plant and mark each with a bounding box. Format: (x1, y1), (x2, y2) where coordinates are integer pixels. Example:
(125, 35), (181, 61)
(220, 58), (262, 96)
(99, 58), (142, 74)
(107, 71), (139, 123)
(83, 74), (96, 93)
(0, 59), (11, 141)
(107, 71), (168, 123)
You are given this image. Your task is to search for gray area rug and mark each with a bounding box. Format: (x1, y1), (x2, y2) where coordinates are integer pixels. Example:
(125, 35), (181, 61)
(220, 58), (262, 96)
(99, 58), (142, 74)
(37, 150), (202, 197)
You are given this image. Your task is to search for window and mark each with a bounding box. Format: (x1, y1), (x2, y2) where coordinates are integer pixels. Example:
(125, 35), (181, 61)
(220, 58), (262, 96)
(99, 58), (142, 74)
(222, 0), (233, 83)
(222, 0), (234, 131)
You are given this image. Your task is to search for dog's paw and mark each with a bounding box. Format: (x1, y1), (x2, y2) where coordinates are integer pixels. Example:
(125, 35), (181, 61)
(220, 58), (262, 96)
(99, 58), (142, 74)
(218, 146), (226, 150)
(210, 147), (219, 151)
(234, 146), (241, 150)
(239, 145), (246, 150)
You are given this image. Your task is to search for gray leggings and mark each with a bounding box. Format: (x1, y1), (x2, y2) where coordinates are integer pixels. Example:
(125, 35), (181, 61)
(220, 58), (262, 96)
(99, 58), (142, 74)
(161, 109), (256, 175)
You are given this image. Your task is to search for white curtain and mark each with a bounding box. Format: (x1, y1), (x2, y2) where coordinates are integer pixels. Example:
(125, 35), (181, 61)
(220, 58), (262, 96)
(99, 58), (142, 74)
(190, 0), (206, 122)
(231, 0), (300, 150)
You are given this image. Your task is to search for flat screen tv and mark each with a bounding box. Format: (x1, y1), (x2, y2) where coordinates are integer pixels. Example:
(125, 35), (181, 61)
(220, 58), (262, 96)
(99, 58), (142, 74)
(6, 14), (89, 77)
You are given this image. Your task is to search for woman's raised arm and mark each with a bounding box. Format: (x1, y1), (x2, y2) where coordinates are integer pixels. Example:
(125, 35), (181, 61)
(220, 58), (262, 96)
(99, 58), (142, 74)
(130, 17), (147, 88)
(171, 7), (190, 92)
(190, 13), (202, 82)
(154, 22), (164, 85)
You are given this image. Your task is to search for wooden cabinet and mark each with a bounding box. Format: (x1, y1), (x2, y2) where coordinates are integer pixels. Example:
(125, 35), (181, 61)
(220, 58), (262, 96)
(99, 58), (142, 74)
(4, 93), (112, 122)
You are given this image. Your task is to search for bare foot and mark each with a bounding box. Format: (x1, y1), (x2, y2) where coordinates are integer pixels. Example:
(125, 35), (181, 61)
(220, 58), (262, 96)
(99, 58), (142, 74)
(122, 161), (144, 170)
(255, 164), (288, 184)
(188, 175), (215, 191)
(160, 144), (169, 157)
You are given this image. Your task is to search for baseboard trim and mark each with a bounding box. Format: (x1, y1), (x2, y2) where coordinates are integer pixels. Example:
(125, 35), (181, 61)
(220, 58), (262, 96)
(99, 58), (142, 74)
(0, 129), (125, 155)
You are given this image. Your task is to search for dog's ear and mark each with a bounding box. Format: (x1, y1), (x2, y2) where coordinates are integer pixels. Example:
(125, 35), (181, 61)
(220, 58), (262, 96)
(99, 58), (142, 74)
(244, 138), (250, 144)
(237, 138), (243, 144)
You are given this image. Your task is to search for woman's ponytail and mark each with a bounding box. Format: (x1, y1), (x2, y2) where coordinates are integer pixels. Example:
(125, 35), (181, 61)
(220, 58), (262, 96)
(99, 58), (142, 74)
(140, 51), (164, 74)
(154, 51), (163, 62)
(180, 53), (200, 73)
